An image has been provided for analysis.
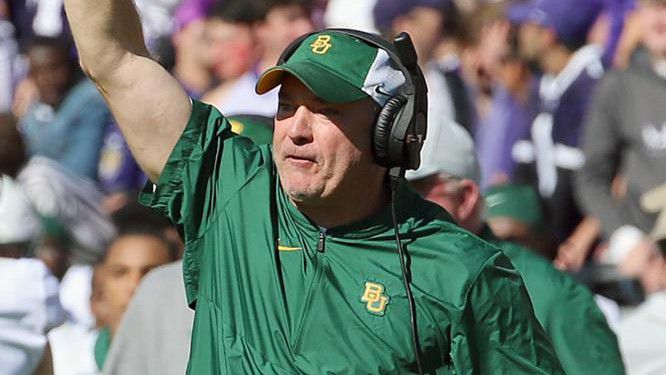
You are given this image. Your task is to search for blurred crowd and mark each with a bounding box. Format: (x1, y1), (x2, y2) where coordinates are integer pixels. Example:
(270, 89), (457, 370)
(0, 0), (665, 374)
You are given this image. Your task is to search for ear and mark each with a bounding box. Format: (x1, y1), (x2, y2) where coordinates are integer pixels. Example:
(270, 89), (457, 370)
(456, 179), (481, 223)
(543, 27), (559, 47)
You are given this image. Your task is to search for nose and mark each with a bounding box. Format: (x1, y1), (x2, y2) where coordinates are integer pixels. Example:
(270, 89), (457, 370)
(287, 105), (313, 146)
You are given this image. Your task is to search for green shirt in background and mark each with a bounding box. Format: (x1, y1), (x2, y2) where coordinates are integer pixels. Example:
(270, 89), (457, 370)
(140, 100), (564, 374)
(480, 227), (625, 375)
(94, 327), (111, 371)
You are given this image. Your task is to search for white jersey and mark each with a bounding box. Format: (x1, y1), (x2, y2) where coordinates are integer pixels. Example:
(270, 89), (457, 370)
(0, 258), (65, 375)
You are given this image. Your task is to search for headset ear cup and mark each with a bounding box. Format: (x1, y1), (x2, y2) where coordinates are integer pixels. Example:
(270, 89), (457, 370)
(373, 97), (405, 167)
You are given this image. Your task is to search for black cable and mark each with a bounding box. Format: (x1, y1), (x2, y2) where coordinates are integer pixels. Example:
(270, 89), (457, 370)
(390, 177), (424, 375)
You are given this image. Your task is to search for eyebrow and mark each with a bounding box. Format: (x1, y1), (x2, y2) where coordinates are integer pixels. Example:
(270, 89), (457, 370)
(278, 90), (328, 106)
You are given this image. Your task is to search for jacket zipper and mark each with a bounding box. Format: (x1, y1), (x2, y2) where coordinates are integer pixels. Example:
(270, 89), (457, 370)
(317, 229), (326, 253)
(291, 229), (327, 351)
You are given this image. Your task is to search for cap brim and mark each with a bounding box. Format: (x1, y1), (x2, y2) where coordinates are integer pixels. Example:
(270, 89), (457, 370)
(255, 60), (368, 103)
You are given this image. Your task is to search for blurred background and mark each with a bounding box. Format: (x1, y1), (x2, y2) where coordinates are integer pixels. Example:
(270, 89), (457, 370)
(0, 0), (665, 374)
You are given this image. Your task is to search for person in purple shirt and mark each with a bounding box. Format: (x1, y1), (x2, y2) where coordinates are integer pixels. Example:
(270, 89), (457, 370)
(508, 0), (606, 245)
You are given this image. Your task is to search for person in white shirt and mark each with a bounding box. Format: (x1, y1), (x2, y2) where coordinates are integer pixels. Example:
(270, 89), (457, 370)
(0, 174), (66, 375)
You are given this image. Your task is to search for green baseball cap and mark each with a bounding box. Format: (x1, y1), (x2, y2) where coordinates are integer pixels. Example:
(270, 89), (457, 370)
(484, 184), (545, 230)
(255, 30), (406, 105)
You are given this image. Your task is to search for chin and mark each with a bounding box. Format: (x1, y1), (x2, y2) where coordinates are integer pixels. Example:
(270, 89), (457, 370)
(283, 183), (324, 203)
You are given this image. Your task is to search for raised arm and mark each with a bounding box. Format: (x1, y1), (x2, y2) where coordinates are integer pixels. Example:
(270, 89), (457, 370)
(64, 0), (192, 181)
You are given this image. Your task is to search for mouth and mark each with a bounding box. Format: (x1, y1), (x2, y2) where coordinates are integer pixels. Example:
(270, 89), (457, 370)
(285, 154), (317, 167)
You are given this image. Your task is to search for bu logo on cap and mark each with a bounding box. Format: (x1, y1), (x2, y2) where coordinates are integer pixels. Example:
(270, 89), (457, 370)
(310, 35), (332, 55)
(361, 281), (390, 316)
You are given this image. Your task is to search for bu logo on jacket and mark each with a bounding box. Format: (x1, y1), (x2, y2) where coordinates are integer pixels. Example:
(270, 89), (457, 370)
(361, 281), (390, 316)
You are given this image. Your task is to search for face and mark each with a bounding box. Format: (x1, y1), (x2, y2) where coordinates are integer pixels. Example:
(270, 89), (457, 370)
(28, 46), (73, 107)
(102, 234), (172, 332)
(174, 19), (212, 69)
(394, 6), (444, 63)
(639, 1), (666, 58)
(517, 22), (549, 64)
(273, 75), (383, 205)
(257, 4), (314, 57)
(206, 19), (255, 79)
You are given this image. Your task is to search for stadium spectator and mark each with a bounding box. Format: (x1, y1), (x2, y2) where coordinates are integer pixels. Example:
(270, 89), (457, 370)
(93, 229), (175, 370)
(102, 261), (192, 375)
(459, 4), (539, 189)
(19, 36), (111, 181)
(483, 184), (551, 257)
(0, 174), (66, 375)
(615, 233), (666, 374)
(171, 2), (215, 98)
(201, 1), (259, 110)
(0, 114), (116, 266)
(374, 0), (473, 131)
(508, 0), (605, 248)
(48, 265), (108, 375)
(576, 0), (666, 276)
(213, 0), (315, 117)
(406, 120), (625, 375)
(0, 5), (18, 113)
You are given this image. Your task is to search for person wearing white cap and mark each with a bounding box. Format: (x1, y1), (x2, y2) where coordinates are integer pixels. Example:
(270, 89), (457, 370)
(406, 121), (625, 375)
(0, 174), (66, 375)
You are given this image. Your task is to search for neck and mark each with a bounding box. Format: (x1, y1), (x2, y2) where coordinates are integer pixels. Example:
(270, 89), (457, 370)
(173, 59), (212, 95)
(541, 46), (573, 75)
(464, 208), (485, 235)
(293, 174), (389, 229)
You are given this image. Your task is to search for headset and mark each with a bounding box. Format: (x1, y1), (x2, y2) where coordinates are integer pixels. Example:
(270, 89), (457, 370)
(277, 28), (428, 176)
(277, 29), (428, 374)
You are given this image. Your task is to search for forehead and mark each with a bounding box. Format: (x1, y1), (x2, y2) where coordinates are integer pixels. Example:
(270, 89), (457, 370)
(278, 75), (328, 104)
(105, 235), (170, 264)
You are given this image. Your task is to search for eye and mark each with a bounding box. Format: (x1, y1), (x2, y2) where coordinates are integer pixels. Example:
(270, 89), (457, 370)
(277, 102), (296, 116)
(317, 107), (340, 117)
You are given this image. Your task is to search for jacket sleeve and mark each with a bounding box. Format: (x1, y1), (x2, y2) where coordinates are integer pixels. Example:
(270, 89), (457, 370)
(139, 100), (270, 305)
(450, 253), (564, 375)
(575, 74), (627, 238)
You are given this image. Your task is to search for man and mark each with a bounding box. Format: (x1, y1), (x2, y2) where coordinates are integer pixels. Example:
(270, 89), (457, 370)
(48, 264), (108, 375)
(102, 261), (193, 375)
(406, 120), (625, 375)
(508, 0), (605, 245)
(615, 224), (666, 374)
(210, 0), (315, 117)
(576, 0), (666, 276)
(19, 36), (111, 181)
(64, 0), (563, 373)
(201, 1), (259, 110)
(93, 229), (175, 370)
(373, 0), (473, 131)
(0, 114), (116, 266)
(484, 184), (550, 258)
(0, 174), (65, 375)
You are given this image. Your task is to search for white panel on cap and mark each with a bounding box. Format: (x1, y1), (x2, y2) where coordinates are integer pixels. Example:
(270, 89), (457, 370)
(405, 119), (480, 183)
(361, 49), (406, 106)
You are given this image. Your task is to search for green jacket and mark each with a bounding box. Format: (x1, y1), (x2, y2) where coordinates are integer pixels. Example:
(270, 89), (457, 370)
(480, 227), (625, 375)
(141, 100), (563, 374)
